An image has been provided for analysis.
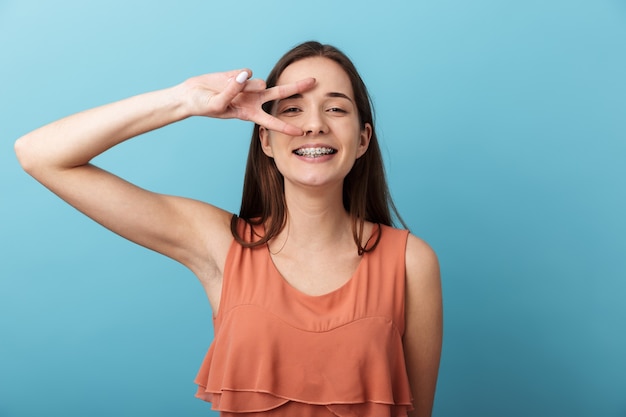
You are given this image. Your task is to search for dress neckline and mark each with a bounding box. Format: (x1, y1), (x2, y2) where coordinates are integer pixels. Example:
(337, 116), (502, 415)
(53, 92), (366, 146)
(265, 244), (367, 299)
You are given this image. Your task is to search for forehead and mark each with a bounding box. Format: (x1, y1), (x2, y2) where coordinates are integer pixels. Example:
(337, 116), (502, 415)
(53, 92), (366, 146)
(277, 57), (354, 97)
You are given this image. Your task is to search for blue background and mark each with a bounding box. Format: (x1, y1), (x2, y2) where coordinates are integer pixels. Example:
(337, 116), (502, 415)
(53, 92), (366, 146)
(1, 1), (625, 416)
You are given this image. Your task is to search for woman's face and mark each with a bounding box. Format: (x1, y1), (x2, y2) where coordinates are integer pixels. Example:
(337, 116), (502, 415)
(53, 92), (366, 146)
(260, 57), (372, 192)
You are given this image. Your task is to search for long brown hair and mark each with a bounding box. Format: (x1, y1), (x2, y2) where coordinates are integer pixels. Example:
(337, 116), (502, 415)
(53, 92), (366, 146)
(231, 41), (406, 254)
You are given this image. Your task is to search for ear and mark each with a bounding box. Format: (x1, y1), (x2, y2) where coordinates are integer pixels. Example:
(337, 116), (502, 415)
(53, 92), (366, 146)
(356, 123), (372, 159)
(259, 126), (274, 158)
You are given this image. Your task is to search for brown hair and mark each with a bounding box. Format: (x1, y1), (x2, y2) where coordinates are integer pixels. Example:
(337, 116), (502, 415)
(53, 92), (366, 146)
(231, 41), (406, 254)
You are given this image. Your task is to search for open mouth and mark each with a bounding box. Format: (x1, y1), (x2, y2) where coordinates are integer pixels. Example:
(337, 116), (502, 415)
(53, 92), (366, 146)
(293, 147), (337, 158)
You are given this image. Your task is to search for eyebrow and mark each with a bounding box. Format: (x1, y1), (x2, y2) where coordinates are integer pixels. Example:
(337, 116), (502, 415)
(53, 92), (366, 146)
(280, 92), (354, 103)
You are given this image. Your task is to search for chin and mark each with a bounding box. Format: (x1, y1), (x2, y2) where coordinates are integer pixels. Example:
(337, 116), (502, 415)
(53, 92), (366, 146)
(288, 175), (345, 190)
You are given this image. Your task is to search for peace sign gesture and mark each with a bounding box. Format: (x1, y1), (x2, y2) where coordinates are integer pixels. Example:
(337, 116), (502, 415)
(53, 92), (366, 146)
(179, 69), (315, 136)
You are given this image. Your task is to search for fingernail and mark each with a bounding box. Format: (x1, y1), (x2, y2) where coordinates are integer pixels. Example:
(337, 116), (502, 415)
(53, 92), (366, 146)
(235, 71), (249, 84)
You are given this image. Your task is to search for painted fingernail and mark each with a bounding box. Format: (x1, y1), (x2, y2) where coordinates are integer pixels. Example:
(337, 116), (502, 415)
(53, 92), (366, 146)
(235, 71), (249, 84)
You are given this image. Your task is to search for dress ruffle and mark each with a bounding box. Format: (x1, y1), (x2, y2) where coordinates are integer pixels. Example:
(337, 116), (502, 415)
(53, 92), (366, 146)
(195, 305), (413, 417)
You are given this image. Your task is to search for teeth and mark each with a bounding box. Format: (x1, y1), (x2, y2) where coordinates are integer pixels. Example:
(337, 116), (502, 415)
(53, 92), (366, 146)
(294, 147), (336, 157)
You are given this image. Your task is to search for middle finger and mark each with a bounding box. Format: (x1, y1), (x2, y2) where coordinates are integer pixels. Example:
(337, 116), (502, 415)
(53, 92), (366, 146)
(260, 78), (316, 104)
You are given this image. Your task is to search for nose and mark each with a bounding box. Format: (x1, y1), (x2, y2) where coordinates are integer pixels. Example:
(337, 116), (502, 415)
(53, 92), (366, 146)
(302, 110), (328, 136)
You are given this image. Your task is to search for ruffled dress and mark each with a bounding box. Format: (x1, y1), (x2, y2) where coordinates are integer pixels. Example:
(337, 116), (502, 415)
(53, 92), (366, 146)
(195, 220), (413, 416)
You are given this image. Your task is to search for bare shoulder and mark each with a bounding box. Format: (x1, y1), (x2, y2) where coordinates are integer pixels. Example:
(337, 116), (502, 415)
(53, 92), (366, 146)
(405, 233), (440, 289)
(404, 233), (442, 323)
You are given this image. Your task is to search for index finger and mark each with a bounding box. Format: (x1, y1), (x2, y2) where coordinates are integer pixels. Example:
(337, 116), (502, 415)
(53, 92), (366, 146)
(260, 77), (316, 104)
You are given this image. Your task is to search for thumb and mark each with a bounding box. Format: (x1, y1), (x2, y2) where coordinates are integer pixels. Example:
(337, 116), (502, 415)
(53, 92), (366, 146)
(210, 70), (251, 111)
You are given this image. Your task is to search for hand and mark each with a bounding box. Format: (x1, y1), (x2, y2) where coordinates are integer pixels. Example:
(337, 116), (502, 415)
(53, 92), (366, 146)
(178, 69), (315, 136)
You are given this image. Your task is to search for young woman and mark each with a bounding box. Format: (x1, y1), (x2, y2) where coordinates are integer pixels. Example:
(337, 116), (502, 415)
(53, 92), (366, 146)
(15, 41), (442, 417)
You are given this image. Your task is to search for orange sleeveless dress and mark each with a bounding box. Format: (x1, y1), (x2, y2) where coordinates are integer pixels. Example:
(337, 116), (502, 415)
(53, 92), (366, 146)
(194, 220), (413, 416)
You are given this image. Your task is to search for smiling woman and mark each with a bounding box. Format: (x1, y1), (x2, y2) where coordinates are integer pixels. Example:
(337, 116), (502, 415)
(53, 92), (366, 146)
(14, 41), (442, 417)
(260, 57), (372, 214)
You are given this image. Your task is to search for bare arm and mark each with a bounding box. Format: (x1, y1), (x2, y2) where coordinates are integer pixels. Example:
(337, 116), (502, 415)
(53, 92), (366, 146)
(404, 234), (443, 417)
(14, 69), (315, 282)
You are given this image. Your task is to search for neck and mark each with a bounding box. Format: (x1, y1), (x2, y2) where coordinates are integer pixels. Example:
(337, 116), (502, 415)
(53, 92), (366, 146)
(275, 182), (353, 252)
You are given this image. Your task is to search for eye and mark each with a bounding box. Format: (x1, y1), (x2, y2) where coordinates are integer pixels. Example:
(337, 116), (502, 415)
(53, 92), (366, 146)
(327, 107), (347, 114)
(280, 106), (301, 114)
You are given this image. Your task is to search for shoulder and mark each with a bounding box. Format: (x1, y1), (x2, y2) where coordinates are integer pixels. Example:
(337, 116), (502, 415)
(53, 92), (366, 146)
(404, 233), (441, 304)
(375, 225), (439, 284)
(405, 233), (439, 278)
(377, 225), (438, 269)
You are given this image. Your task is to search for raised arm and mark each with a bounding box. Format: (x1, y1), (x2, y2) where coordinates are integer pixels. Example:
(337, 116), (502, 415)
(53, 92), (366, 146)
(404, 234), (443, 417)
(14, 69), (315, 285)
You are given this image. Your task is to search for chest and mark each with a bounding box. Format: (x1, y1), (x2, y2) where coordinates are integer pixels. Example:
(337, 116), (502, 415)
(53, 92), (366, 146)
(269, 249), (363, 296)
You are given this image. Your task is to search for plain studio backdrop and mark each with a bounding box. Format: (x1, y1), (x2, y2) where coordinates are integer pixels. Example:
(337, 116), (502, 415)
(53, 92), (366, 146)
(1, 1), (625, 416)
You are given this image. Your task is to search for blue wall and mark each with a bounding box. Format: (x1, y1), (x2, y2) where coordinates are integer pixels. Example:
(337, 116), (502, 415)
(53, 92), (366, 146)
(1, 1), (625, 416)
